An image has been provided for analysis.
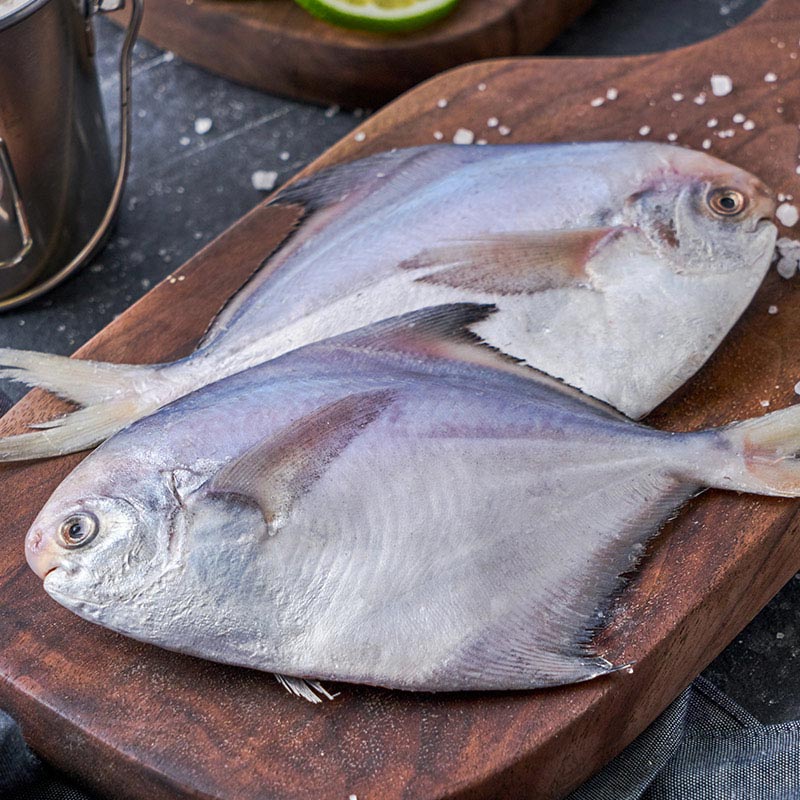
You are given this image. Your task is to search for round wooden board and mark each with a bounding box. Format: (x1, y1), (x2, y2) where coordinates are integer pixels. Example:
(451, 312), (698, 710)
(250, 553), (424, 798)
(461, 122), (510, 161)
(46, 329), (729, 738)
(2, 1), (800, 798)
(109, 0), (593, 107)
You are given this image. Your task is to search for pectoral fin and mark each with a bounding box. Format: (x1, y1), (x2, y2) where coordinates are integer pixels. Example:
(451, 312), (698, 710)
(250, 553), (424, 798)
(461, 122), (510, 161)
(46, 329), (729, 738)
(401, 227), (628, 295)
(208, 390), (395, 531)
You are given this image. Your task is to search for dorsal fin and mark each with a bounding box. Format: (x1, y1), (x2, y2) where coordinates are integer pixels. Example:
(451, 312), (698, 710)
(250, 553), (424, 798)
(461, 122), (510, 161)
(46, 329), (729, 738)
(207, 390), (395, 531)
(313, 304), (627, 420)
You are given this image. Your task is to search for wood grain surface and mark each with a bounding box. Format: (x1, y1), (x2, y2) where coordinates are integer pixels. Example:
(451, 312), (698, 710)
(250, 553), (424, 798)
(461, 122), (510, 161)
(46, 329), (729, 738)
(2, 1), (800, 798)
(109, 0), (593, 107)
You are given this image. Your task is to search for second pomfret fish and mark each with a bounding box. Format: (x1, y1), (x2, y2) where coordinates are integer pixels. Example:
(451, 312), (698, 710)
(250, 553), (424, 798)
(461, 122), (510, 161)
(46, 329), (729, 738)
(25, 305), (800, 701)
(0, 142), (776, 459)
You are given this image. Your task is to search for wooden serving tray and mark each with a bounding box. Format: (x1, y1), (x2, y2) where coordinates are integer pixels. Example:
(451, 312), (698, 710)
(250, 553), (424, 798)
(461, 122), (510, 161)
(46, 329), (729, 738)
(110, 0), (593, 107)
(2, 1), (800, 797)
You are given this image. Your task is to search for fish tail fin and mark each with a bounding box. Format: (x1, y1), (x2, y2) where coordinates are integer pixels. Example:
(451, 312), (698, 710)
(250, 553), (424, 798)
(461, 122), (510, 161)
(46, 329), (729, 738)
(0, 348), (181, 461)
(709, 404), (800, 497)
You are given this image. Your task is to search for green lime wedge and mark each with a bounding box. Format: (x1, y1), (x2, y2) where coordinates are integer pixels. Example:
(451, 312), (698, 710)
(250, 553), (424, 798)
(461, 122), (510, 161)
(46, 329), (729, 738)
(293, 0), (461, 33)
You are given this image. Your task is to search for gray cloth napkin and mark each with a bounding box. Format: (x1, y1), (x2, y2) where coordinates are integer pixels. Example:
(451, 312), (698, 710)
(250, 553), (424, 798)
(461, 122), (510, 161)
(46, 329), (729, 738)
(570, 676), (800, 800)
(3, 677), (799, 799)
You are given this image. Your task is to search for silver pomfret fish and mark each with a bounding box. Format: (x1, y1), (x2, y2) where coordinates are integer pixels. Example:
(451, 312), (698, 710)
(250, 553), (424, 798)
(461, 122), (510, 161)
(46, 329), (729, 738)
(25, 306), (800, 700)
(0, 142), (776, 460)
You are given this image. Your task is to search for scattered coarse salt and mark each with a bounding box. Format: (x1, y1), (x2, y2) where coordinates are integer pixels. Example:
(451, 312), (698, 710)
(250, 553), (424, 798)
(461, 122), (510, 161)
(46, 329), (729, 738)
(702, 138), (712, 150)
(477, 83), (487, 92)
(707, 118), (719, 128)
(193, 117), (212, 135)
(768, 305), (779, 314)
(433, 131), (444, 141)
(779, 193), (788, 202)
(437, 98), (449, 109)
(354, 131), (366, 142)
(775, 237), (800, 278)
(667, 132), (678, 142)
(732, 112), (746, 123)
(778, 203), (800, 227)
(743, 119), (755, 130)
(324, 104), (340, 118)
(590, 97), (605, 107)
(761, 400), (771, 407)
(693, 93), (707, 105)
(672, 92), (684, 101)
(279, 151), (290, 162)
(606, 87), (619, 100)
(251, 170), (278, 192)
(795, 380), (800, 396)
(476, 139), (488, 146)
(796, 165), (800, 175)
(453, 128), (475, 145)
(717, 129), (735, 139)
(710, 73), (733, 96)
(638, 125), (651, 136)
(487, 117), (499, 128)
(498, 125), (512, 136)
(764, 72), (778, 82)
(350, 795), (358, 800)
(179, 135), (190, 146)
(626, 667), (634, 675)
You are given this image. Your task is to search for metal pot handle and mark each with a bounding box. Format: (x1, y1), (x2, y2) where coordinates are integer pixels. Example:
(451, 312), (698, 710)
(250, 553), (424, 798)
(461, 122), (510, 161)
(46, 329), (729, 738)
(0, 137), (33, 269)
(0, 0), (143, 310)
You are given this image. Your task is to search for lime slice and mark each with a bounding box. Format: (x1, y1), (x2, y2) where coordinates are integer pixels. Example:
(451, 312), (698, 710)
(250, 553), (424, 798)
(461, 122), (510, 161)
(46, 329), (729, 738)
(293, 0), (461, 33)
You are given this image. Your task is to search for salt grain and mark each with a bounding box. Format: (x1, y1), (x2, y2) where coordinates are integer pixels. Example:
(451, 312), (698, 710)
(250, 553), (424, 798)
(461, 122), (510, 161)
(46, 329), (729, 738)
(606, 87), (619, 100)
(795, 380), (800, 395)
(776, 237), (800, 278)
(193, 117), (212, 135)
(777, 632), (785, 639)
(477, 83), (487, 92)
(732, 112), (746, 123)
(453, 128), (475, 145)
(279, 151), (290, 161)
(251, 170), (278, 191)
(590, 97), (605, 107)
(743, 119), (755, 130)
(768, 305), (779, 314)
(693, 93), (707, 105)
(667, 132), (678, 141)
(764, 72), (778, 82)
(710, 74), (733, 96)
(761, 400), (771, 407)
(324, 104), (340, 118)
(179, 136), (190, 146)
(476, 139), (488, 146)
(498, 125), (512, 136)
(437, 98), (449, 109)
(702, 139), (712, 149)
(672, 92), (684, 101)
(777, 203), (799, 227)
(487, 117), (499, 128)
(707, 118), (719, 128)
(433, 131), (444, 141)
(354, 131), (366, 142)
(638, 125), (651, 136)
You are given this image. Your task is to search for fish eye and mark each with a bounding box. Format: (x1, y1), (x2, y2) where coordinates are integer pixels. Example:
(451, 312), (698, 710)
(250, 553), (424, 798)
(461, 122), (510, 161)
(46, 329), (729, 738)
(707, 187), (747, 216)
(58, 513), (99, 549)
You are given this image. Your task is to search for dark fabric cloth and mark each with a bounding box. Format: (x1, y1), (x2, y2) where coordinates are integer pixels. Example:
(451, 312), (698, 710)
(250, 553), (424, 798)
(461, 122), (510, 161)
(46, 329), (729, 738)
(570, 676), (800, 800)
(2, 678), (799, 799)
(0, 709), (95, 800)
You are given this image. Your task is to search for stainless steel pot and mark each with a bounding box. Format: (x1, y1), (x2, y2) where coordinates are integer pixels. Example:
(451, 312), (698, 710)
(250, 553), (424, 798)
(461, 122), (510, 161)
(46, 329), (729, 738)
(0, 0), (142, 310)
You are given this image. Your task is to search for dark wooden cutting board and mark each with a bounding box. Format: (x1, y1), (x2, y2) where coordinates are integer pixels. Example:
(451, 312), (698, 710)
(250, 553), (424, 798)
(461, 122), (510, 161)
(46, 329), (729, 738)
(2, 1), (800, 798)
(110, 0), (592, 107)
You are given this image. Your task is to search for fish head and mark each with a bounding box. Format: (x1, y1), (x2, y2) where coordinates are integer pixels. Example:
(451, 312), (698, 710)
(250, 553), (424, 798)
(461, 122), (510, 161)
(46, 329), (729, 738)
(624, 146), (777, 276)
(24, 453), (190, 620)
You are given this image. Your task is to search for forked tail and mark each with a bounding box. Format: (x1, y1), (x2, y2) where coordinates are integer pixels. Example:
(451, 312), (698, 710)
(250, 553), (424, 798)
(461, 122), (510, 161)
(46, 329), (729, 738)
(0, 348), (185, 461)
(710, 404), (800, 497)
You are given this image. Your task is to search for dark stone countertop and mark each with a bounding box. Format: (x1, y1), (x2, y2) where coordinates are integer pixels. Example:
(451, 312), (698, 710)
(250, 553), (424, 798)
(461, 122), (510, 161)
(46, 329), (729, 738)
(3, 0), (798, 795)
